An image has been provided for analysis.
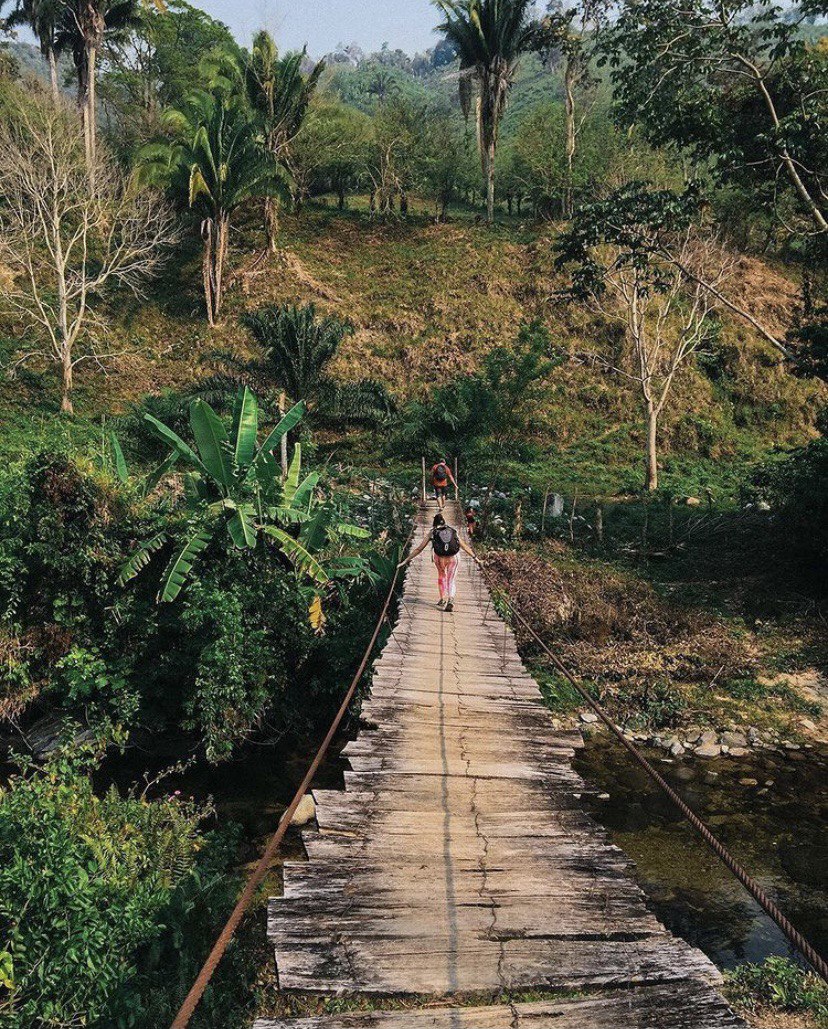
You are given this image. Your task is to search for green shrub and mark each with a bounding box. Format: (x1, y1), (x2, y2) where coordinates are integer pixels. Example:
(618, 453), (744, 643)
(754, 436), (828, 588)
(0, 748), (208, 1027)
(725, 957), (828, 1024)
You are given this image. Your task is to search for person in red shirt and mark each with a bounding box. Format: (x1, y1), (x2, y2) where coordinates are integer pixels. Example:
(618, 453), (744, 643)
(431, 458), (456, 511)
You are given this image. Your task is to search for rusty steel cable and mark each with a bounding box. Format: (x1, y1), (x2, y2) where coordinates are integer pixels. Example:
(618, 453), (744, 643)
(471, 553), (828, 984)
(169, 522), (417, 1029)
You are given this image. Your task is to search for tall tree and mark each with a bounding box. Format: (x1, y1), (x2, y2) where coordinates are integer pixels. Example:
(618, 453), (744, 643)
(141, 89), (287, 325)
(0, 90), (176, 414)
(605, 0), (828, 238)
(534, 0), (610, 217)
(59, 0), (141, 170)
(434, 0), (537, 224)
(1, 0), (64, 99)
(556, 185), (736, 491)
(242, 31), (324, 251)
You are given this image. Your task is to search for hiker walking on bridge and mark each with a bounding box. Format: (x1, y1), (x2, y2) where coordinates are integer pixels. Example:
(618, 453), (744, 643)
(400, 513), (479, 613)
(431, 458), (456, 511)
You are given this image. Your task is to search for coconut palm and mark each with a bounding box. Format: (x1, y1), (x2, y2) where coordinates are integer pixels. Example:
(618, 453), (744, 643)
(242, 31), (324, 250)
(1, 0), (64, 99)
(141, 89), (289, 325)
(434, 0), (536, 224)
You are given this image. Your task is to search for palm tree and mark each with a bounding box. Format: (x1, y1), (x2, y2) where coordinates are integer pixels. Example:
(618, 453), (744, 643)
(59, 0), (140, 168)
(242, 31), (324, 251)
(1, 0), (64, 99)
(242, 303), (354, 405)
(434, 0), (536, 224)
(141, 90), (288, 325)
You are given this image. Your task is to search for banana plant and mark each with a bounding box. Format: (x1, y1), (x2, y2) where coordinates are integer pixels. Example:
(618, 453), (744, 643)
(119, 388), (370, 603)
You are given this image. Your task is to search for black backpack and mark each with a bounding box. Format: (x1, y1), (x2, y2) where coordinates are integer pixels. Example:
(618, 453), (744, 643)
(435, 463), (448, 482)
(433, 525), (460, 557)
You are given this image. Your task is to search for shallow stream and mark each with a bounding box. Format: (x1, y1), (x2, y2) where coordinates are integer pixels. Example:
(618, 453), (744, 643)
(574, 735), (828, 969)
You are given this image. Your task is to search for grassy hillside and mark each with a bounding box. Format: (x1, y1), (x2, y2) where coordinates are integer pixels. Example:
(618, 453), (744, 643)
(0, 200), (822, 496)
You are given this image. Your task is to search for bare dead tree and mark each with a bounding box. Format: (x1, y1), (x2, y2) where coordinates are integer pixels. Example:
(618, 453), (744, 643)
(0, 93), (178, 414)
(588, 231), (732, 490)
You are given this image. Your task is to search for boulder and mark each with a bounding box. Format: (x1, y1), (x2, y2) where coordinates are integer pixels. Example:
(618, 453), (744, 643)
(699, 729), (718, 746)
(728, 747), (750, 758)
(695, 742), (721, 758)
(722, 731), (748, 748)
(669, 741), (686, 757)
(580, 711), (599, 724)
(290, 794), (317, 827)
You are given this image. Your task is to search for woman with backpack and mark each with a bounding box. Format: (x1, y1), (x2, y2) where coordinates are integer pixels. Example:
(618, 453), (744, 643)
(431, 459), (457, 512)
(399, 514), (480, 612)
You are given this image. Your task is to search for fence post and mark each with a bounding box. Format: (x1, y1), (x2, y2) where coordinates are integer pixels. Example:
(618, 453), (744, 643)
(596, 501), (604, 544)
(541, 488), (550, 536)
(453, 456), (459, 502)
(421, 456), (427, 505)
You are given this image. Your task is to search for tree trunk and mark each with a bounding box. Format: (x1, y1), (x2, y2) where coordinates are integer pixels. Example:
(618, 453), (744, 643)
(279, 391), (289, 479)
(86, 45), (98, 173)
(563, 57), (577, 219)
(645, 406), (659, 491)
(338, 185), (346, 210)
(212, 214), (229, 323)
(485, 138), (496, 225)
(202, 219), (216, 327)
(61, 350), (74, 416)
(264, 197), (279, 254)
(47, 46), (59, 103)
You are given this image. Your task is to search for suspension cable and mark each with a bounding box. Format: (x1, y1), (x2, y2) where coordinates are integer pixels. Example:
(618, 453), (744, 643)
(169, 522), (416, 1029)
(467, 531), (828, 984)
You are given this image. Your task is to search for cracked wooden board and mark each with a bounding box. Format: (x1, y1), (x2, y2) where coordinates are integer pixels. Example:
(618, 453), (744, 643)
(265, 502), (744, 1024)
(254, 982), (747, 1028)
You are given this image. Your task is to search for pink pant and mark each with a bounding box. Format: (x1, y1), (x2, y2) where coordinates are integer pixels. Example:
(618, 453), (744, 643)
(434, 554), (459, 599)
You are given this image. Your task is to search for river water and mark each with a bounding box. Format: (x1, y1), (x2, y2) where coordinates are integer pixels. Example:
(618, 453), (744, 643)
(574, 735), (828, 969)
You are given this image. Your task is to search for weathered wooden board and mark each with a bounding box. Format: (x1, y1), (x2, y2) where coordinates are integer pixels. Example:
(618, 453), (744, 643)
(265, 502), (744, 1026)
(254, 982), (747, 1028)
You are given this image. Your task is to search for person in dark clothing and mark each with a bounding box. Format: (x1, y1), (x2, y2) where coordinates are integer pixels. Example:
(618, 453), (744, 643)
(431, 459), (457, 511)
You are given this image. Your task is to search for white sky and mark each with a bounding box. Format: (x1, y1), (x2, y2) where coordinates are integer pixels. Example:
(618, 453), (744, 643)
(195, 0), (442, 57)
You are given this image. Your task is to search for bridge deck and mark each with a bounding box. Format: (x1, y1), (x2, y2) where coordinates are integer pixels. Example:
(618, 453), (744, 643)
(257, 503), (746, 1027)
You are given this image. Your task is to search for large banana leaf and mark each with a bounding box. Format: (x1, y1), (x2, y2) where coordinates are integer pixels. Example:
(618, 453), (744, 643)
(227, 503), (258, 549)
(118, 532), (168, 586)
(300, 504), (334, 554)
(262, 526), (329, 585)
(109, 433), (129, 484)
(144, 414), (209, 477)
(231, 388), (259, 472)
(325, 556), (372, 580)
(143, 450), (180, 495)
(248, 400), (306, 484)
(159, 527), (214, 602)
(291, 471), (320, 513)
(333, 522), (370, 539)
(190, 400), (233, 489)
(282, 444), (302, 505)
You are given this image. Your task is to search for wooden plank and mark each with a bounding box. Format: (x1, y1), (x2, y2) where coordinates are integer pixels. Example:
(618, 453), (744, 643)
(254, 982), (747, 1028)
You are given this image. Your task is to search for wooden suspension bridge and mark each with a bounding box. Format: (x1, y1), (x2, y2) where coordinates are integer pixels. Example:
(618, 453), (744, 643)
(253, 502), (747, 1029)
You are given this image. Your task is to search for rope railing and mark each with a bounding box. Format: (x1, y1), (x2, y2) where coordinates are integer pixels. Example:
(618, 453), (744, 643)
(461, 510), (828, 985)
(169, 522), (416, 1029)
